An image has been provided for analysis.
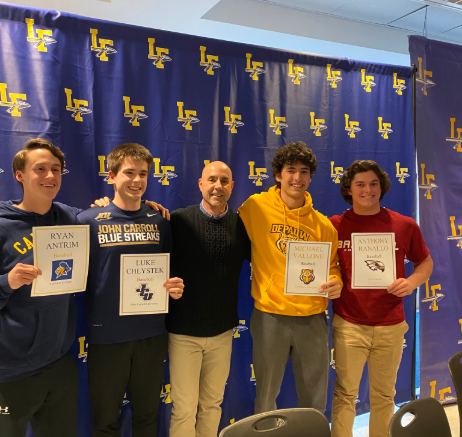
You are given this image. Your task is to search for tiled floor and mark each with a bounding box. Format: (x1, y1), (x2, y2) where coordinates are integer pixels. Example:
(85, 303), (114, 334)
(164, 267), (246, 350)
(352, 404), (459, 437)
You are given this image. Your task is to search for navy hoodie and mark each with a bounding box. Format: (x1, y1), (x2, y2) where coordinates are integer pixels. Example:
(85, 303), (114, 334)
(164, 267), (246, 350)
(0, 201), (80, 382)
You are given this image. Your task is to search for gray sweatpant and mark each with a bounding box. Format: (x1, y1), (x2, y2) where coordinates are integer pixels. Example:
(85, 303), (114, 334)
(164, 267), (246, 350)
(250, 308), (329, 414)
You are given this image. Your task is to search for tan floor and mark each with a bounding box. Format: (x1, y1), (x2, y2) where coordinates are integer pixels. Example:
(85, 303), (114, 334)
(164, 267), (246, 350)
(352, 404), (459, 437)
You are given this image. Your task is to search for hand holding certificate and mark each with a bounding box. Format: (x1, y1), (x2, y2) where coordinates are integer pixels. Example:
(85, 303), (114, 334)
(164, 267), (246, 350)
(284, 241), (332, 296)
(351, 232), (396, 289)
(31, 225), (90, 297)
(120, 254), (170, 315)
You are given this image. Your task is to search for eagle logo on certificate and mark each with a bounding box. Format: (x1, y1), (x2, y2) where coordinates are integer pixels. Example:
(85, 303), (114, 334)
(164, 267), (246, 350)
(52, 260), (73, 280)
(364, 260), (385, 272)
(300, 269), (315, 285)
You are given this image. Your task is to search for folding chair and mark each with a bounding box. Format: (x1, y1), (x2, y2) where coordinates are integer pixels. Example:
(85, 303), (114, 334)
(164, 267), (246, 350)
(218, 408), (330, 437)
(448, 351), (462, 437)
(388, 397), (451, 437)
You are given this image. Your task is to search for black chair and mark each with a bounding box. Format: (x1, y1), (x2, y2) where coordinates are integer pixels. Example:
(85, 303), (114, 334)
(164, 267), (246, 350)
(218, 408), (330, 437)
(448, 351), (462, 437)
(388, 397), (451, 437)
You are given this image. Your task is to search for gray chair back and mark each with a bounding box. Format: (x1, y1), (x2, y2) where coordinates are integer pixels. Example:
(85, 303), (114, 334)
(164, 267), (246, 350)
(218, 408), (330, 437)
(448, 351), (462, 437)
(388, 397), (451, 437)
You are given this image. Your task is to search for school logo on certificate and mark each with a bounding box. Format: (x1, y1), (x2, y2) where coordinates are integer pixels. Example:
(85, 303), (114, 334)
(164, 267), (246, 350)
(364, 260), (385, 272)
(136, 283), (153, 301)
(51, 260), (73, 281)
(300, 269), (315, 285)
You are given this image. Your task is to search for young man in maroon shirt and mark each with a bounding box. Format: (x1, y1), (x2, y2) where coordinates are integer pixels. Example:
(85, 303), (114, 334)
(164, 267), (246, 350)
(329, 160), (433, 437)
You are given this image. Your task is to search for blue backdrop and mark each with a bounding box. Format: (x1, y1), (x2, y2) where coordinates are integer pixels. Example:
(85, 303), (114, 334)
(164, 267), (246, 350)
(409, 35), (462, 406)
(0, 2), (416, 435)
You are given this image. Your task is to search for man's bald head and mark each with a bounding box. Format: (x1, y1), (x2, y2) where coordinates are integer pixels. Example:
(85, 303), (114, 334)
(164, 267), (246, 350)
(199, 161), (234, 215)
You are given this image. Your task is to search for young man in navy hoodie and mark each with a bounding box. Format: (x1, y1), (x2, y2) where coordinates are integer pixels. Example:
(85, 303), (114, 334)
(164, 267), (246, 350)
(77, 143), (184, 437)
(0, 138), (81, 437)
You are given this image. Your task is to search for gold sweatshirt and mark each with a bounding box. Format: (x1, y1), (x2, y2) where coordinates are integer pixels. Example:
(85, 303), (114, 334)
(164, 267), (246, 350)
(238, 186), (342, 316)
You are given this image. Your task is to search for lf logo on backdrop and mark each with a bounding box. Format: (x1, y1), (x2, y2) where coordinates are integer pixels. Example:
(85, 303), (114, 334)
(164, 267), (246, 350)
(417, 57), (436, 96)
(331, 162), (343, 183)
(421, 279), (443, 311)
(269, 109), (287, 135)
(419, 164), (437, 199)
(361, 69), (376, 92)
(160, 384), (172, 403)
(200, 46), (220, 75)
(123, 96), (147, 126)
(448, 216), (462, 248)
(177, 102), (199, 130)
(393, 73), (406, 95)
(248, 162), (268, 186)
(430, 381), (455, 404)
(310, 112), (327, 136)
(446, 118), (462, 152)
(458, 320), (462, 345)
(98, 156), (113, 184)
(224, 107), (244, 133)
(90, 29), (117, 61)
(330, 348), (335, 369)
(344, 114), (360, 138)
(288, 59), (306, 85)
(147, 38), (171, 68)
(250, 364), (256, 385)
(0, 83), (30, 117)
(395, 163), (409, 184)
(65, 88), (92, 121)
(78, 337), (88, 362)
(326, 64), (342, 88)
(378, 117), (393, 139)
(233, 320), (248, 338)
(153, 158), (177, 185)
(245, 53), (266, 80)
(25, 18), (56, 52)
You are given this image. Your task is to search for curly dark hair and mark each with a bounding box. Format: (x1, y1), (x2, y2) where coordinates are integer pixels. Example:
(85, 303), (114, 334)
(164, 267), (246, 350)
(271, 141), (317, 188)
(340, 160), (391, 205)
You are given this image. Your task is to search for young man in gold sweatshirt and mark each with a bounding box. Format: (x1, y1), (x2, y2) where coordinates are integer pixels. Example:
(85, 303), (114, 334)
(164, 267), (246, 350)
(238, 141), (342, 414)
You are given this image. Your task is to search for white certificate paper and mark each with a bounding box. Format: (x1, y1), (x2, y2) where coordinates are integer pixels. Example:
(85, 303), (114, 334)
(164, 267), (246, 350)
(32, 225), (90, 297)
(351, 232), (396, 289)
(284, 241), (332, 296)
(119, 254), (169, 316)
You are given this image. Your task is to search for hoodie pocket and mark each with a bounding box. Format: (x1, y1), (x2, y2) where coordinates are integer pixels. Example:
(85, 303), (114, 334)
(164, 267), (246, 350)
(27, 299), (69, 367)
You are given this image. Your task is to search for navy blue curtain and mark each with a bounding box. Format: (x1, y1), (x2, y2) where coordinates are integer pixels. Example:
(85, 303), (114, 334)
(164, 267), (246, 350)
(0, 3), (415, 435)
(409, 35), (462, 405)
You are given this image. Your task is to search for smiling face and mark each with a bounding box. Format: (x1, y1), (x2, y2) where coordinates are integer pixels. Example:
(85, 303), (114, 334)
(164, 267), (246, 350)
(199, 161), (234, 215)
(348, 170), (382, 215)
(276, 162), (311, 209)
(15, 148), (62, 210)
(110, 158), (148, 210)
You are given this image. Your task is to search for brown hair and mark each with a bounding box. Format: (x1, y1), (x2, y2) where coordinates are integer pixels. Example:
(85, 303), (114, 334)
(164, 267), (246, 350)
(340, 160), (391, 205)
(107, 143), (153, 175)
(271, 141), (317, 188)
(12, 138), (65, 191)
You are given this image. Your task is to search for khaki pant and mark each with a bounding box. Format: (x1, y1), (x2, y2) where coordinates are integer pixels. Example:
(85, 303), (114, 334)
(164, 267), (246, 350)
(331, 315), (408, 437)
(168, 330), (233, 437)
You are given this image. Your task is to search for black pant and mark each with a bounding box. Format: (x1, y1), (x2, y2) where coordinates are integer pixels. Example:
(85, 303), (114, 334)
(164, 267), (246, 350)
(87, 334), (168, 437)
(0, 352), (78, 437)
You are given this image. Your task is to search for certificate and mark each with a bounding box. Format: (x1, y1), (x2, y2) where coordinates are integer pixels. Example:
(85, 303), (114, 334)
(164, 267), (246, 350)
(284, 241), (332, 296)
(31, 225), (90, 297)
(351, 232), (396, 289)
(119, 253), (169, 316)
